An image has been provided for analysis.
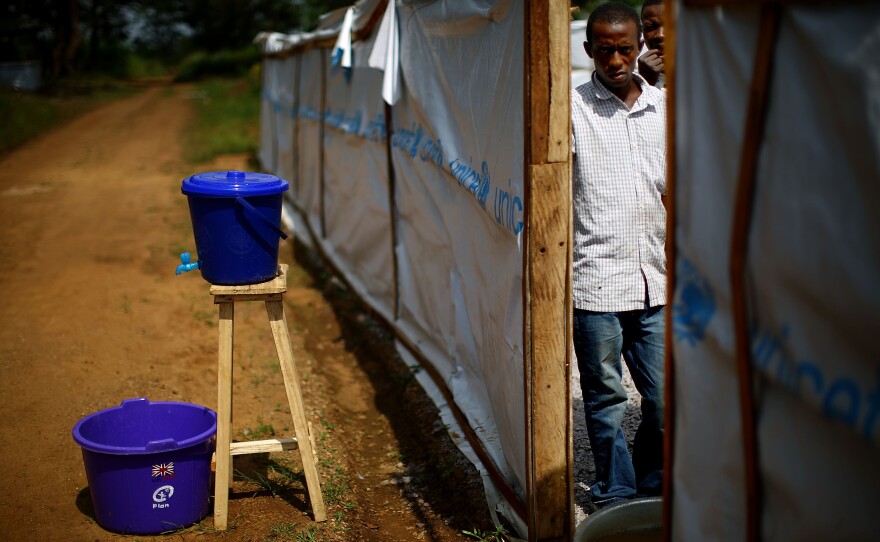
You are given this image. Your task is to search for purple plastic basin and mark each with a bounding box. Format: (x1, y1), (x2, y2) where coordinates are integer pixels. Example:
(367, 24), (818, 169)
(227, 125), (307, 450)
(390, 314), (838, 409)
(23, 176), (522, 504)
(72, 398), (217, 534)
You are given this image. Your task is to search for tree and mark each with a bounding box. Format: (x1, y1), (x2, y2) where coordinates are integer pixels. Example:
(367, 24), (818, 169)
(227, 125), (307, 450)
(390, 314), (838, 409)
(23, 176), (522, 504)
(128, 0), (352, 57)
(1, 0), (82, 77)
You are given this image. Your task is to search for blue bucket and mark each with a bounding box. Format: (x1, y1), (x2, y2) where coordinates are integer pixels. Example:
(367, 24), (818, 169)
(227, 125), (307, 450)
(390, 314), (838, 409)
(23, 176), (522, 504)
(72, 398), (217, 534)
(181, 170), (289, 285)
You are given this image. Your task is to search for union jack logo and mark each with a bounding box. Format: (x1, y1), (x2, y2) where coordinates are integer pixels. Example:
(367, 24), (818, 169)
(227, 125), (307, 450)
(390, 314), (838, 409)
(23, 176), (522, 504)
(152, 462), (174, 478)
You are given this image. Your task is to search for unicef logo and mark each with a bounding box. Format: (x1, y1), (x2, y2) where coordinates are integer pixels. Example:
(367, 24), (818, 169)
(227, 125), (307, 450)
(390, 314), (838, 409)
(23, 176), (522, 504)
(153, 485), (175, 503)
(673, 257), (716, 346)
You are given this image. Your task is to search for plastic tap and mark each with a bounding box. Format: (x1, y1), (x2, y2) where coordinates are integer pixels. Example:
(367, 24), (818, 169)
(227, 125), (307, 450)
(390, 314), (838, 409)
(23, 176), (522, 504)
(175, 252), (199, 275)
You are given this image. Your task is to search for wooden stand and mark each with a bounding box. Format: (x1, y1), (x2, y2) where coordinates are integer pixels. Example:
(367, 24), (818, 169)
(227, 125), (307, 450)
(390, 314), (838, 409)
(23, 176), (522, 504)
(210, 264), (326, 529)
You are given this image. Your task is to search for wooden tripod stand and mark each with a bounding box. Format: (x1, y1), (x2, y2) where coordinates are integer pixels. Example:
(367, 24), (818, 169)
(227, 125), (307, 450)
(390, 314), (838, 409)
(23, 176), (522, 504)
(209, 264), (326, 529)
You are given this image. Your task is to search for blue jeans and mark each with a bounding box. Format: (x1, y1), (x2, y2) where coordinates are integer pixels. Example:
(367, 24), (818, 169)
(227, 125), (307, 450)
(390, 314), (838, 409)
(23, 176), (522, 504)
(573, 306), (665, 504)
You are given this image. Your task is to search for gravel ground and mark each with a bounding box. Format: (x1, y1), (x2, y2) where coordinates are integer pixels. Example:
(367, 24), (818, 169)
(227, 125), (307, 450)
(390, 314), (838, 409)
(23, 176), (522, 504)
(572, 358), (642, 525)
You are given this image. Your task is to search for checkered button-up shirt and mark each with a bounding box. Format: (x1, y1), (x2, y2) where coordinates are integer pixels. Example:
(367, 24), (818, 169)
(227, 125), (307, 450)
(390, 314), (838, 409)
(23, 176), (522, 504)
(571, 72), (667, 312)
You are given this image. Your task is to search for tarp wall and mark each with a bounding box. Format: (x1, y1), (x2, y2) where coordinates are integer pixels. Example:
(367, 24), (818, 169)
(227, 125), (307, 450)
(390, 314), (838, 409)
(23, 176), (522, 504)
(322, 31), (395, 321)
(258, 0), (527, 522)
(672, 3), (880, 540)
(296, 48), (325, 240)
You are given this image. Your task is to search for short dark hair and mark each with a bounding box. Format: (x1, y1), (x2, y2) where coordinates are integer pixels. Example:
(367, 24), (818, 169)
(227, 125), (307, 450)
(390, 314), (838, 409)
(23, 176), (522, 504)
(586, 2), (642, 44)
(641, 0), (663, 18)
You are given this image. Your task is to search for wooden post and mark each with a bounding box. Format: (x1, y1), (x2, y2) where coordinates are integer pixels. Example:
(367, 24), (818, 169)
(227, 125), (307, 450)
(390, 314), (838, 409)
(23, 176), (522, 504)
(266, 299), (327, 522)
(662, 0), (679, 540)
(214, 301), (234, 530)
(524, 1), (573, 541)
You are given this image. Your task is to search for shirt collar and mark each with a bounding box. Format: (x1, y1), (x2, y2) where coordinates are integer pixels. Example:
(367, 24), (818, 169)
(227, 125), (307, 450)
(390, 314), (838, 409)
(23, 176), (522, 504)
(590, 71), (660, 110)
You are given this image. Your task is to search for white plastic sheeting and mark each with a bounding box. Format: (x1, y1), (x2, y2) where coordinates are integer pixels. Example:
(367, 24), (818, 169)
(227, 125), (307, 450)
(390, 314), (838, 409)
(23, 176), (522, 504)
(672, 3), (880, 540)
(257, 0), (527, 524)
(323, 29), (395, 322)
(393, 0), (525, 491)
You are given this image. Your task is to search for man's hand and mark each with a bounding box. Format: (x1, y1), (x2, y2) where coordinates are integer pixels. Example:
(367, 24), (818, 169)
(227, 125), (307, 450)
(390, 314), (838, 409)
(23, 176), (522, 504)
(638, 50), (664, 86)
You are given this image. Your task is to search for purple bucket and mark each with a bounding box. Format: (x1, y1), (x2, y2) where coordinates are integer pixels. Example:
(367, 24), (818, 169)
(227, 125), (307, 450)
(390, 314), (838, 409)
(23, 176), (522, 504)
(72, 398), (217, 534)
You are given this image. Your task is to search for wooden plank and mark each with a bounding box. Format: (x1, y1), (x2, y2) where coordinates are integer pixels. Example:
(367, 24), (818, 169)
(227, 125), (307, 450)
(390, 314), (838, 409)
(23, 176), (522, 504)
(230, 437), (299, 455)
(524, 162), (572, 542)
(214, 293), (283, 304)
(211, 438), (300, 470)
(528, 1), (570, 165)
(524, 1), (573, 540)
(662, 0), (679, 540)
(209, 264), (288, 296)
(213, 301), (234, 531)
(266, 299), (327, 522)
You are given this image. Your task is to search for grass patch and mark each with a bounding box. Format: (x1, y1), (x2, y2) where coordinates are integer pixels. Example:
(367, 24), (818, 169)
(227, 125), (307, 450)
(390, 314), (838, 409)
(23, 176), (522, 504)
(183, 76), (260, 163)
(175, 47), (261, 82)
(240, 422), (276, 440)
(321, 463), (351, 506)
(295, 525), (320, 542)
(462, 524), (507, 541)
(235, 458), (306, 498)
(0, 84), (134, 154)
(268, 521), (298, 538)
(268, 522), (322, 541)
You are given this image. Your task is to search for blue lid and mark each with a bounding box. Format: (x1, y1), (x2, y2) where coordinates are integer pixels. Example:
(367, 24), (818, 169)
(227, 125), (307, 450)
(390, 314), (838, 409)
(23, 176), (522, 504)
(181, 170), (289, 197)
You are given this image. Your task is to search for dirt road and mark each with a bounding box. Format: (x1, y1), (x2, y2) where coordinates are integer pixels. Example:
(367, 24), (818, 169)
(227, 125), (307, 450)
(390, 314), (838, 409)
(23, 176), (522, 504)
(0, 86), (487, 541)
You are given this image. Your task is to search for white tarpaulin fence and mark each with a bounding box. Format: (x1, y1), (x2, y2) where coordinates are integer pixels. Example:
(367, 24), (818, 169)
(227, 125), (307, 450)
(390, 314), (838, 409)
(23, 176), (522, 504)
(256, 0), (527, 529)
(671, 2), (880, 540)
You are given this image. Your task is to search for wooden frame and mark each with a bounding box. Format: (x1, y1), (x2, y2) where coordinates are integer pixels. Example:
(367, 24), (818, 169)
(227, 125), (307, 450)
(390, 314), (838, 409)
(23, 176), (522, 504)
(210, 266), (327, 529)
(523, 1), (573, 540)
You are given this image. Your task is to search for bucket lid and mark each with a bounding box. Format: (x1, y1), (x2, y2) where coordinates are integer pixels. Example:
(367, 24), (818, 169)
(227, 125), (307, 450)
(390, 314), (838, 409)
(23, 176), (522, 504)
(181, 170), (289, 197)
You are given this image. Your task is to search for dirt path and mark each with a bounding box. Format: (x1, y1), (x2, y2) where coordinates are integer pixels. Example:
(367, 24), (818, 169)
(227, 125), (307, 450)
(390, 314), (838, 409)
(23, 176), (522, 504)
(0, 86), (488, 541)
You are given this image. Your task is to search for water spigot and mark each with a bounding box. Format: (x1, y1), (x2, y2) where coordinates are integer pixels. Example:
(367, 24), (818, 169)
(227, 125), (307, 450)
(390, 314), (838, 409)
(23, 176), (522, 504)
(175, 252), (199, 275)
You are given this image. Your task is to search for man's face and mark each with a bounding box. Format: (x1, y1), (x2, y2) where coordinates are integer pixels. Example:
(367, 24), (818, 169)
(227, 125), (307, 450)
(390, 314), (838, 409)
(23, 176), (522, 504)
(642, 4), (664, 53)
(585, 20), (643, 91)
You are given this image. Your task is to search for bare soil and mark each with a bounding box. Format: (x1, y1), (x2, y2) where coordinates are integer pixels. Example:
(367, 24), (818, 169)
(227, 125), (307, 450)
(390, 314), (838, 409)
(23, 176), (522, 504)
(0, 85), (492, 541)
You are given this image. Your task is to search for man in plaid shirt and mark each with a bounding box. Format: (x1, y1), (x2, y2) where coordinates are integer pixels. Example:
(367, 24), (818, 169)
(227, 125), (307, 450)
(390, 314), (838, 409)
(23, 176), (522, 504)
(571, 1), (666, 510)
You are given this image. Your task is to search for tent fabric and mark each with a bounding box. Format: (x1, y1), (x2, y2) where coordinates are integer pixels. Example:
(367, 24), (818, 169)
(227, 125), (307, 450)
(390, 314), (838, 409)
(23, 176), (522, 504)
(672, 3), (880, 540)
(257, 0), (527, 526)
(294, 48), (325, 239)
(322, 31), (395, 322)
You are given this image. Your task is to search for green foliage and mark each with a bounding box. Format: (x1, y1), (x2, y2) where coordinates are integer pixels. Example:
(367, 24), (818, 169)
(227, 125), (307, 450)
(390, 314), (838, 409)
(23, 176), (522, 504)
(268, 522), (299, 538)
(75, 41), (170, 80)
(241, 422), (276, 440)
(0, 91), (61, 153)
(462, 524), (507, 541)
(296, 0), (353, 31)
(124, 54), (170, 79)
(174, 47), (261, 82)
(319, 460), (351, 506)
(295, 525), (319, 542)
(235, 458), (306, 498)
(183, 76), (260, 163)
